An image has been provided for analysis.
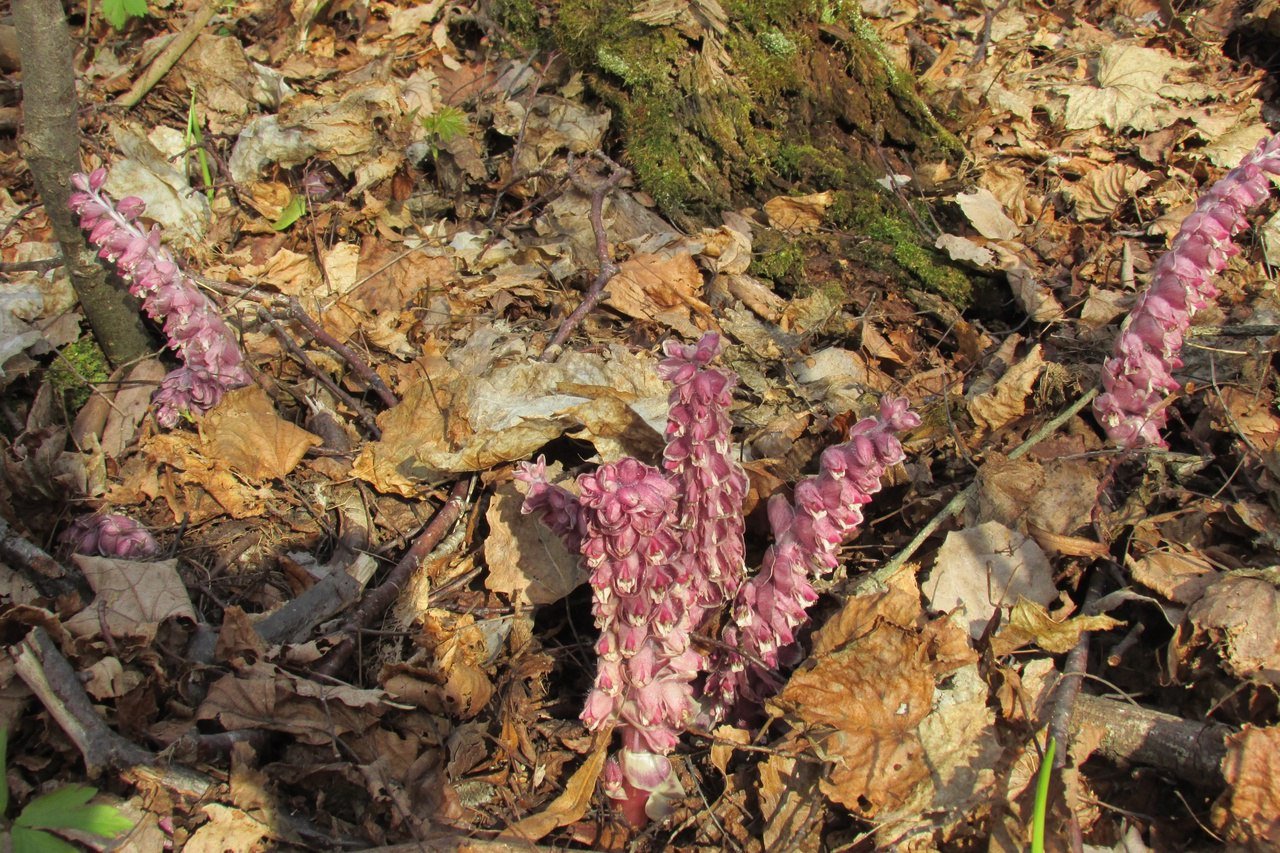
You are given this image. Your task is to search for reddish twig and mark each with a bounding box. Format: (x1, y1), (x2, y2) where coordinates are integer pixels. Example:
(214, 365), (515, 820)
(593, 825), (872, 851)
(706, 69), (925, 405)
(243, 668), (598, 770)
(257, 307), (383, 438)
(540, 154), (629, 361)
(314, 478), (471, 678)
(286, 297), (399, 408)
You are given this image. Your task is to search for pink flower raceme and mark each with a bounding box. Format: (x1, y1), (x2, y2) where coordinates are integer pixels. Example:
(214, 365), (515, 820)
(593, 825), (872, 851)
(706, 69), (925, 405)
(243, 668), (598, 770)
(703, 396), (919, 722)
(62, 513), (160, 559)
(517, 333), (917, 823)
(68, 168), (250, 426)
(1094, 135), (1280, 447)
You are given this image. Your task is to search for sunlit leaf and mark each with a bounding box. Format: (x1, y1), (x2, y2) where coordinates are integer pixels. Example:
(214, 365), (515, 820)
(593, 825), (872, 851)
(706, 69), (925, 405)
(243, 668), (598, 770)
(271, 194), (307, 231)
(16, 784), (133, 837)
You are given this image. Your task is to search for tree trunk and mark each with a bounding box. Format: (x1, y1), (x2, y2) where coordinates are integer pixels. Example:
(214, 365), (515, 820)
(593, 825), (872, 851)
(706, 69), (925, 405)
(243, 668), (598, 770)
(505, 0), (975, 305)
(13, 0), (153, 367)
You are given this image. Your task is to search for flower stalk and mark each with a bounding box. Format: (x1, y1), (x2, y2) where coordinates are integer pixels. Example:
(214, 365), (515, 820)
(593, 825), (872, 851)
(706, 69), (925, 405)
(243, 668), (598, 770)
(68, 168), (250, 426)
(1094, 135), (1280, 447)
(518, 333), (917, 823)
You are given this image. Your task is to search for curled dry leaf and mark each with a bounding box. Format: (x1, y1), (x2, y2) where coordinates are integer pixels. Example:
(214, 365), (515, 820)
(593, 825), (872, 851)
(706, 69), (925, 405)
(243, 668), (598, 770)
(1178, 575), (1280, 683)
(1213, 724), (1280, 848)
(990, 597), (1124, 656)
(763, 190), (834, 233)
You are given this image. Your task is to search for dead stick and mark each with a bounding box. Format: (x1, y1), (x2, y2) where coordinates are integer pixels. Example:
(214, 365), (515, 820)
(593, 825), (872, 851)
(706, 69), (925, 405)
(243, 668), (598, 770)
(314, 478), (470, 677)
(11, 627), (155, 775)
(286, 297), (399, 408)
(0, 517), (85, 600)
(115, 0), (218, 108)
(258, 307), (383, 438)
(1071, 693), (1229, 785)
(540, 156), (629, 361)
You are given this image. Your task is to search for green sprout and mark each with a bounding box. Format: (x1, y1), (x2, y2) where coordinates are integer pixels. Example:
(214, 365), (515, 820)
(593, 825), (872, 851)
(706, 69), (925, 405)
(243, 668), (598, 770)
(94, 0), (149, 31)
(186, 89), (215, 202)
(0, 730), (134, 852)
(420, 106), (468, 161)
(1030, 735), (1056, 853)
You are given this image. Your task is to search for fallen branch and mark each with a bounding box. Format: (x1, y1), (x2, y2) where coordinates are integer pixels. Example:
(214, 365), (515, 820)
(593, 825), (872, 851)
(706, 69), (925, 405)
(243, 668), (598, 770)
(314, 478), (471, 677)
(286, 297), (399, 408)
(1070, 693), (1230, 786)
(0, 517), (85, 601)
(114, 0), (219, 109)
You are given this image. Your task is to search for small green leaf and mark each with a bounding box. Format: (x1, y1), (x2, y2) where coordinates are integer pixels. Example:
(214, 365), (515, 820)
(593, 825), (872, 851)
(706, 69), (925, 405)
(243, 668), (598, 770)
(17, 784), (132, 837)
(271, 195), (307, 231)
(10, 826), (81, 853)
(99, 0), (149, 30)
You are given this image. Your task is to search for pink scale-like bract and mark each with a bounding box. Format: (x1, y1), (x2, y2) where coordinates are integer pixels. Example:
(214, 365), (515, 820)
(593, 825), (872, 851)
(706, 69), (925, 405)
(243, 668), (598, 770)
(68, 168), (250, 426)
(517, 332), (917, 823)
(1093, 135), (1280, 447)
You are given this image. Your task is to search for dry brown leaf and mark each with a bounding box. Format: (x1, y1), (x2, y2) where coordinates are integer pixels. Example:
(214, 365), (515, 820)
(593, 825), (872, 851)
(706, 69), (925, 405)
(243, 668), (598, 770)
(967, 345), (1045, 432)
(100, 358), (166, 459)
(1180, 575), (1280, 682)
(709, 725), (751, 776)
(763, 190), (834, 233)
(924, 521), (1056, 640)
(991, 597), (1124, 656)
(1128, 548), (1218, 605)
(352, 345), (666, 495)
(197, 661), (393, 744)
(1208, 387), (1280, 448)
(1213, 724), (1280, 847)
(64, 555), (197, 643)
(484, 481), (584, 605)
(955, 187), (1019, 240)
(239, 180), (293, 220)
(605, 252), (710, 336)
(184, 803), (271, 853)
(770, 626), (934, 815)
(1070, 163), (1152, 221)
(759, 754), (823, 853)
(199, 386), (321, 482)
(234, 248), (324, 297)
(500, 727), (611, 841)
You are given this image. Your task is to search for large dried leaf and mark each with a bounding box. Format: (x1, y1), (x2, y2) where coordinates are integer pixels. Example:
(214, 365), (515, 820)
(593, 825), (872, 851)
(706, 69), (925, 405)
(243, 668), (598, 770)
(352, 344), (666, 496)
(484, 481), (583, 605)
(967, 344), (1045, 432)
(64, 555), (196, 643)
(499, 729), (611, 841)
(199, 386), (321, 482)
(1180, 575), (1280, 682)
(605, 252), (711, 336)
(1213, 724), (1280, 847)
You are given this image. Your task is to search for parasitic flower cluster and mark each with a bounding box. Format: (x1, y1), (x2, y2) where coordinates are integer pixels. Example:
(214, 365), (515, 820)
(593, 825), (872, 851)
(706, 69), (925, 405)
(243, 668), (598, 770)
(1094, 134), (1280, 448)
(62, 513), (160, 560)
(517, 333), (917, 823)
(69, 169), (250, 426)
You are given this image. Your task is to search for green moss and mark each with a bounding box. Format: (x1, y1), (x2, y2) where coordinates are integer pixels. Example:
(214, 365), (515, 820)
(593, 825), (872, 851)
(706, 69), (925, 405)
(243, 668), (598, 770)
(491, 0), (546, 51)
(49, 338), (110, 414)
(750, 231), (806, 286)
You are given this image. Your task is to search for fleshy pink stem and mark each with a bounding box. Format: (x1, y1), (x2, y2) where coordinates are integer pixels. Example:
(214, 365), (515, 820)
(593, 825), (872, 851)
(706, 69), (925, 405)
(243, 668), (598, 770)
(1094, 135), (1280, 447)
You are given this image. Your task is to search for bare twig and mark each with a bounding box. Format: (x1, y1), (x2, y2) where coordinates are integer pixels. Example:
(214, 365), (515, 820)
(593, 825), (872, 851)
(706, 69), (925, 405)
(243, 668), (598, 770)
(314, 478), (471, 678)
(540, 154), (629, 361)
(286, 297), (399, 408)
(115, 0), (219, 109)
(258, 307), (383, 438)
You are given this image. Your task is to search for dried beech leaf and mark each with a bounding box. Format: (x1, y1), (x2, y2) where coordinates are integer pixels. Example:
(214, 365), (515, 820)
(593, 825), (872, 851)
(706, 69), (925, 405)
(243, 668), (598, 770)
(199, 386), (321, 482)
(1213, 724), (1280, 847)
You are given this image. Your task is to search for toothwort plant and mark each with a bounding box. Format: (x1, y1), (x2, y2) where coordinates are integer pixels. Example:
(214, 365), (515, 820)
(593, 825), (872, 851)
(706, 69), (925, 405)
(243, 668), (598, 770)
(518, 333), (917, 823)
(69, 169), (250, 426)
(1094, 135), (1280, 447)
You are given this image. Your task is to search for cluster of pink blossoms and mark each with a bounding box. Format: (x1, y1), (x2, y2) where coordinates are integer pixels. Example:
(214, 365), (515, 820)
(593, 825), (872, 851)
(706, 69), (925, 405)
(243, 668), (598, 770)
(517, 333), (918, 823)
(68, 169), (250, 426)
(1094, 134), (1280, 447)
(62, 513), (160, 560)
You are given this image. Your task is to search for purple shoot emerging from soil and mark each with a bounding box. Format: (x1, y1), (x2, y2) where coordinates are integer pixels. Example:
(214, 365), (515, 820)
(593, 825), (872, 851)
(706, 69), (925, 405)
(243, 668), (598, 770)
(69, 168), (250, 426)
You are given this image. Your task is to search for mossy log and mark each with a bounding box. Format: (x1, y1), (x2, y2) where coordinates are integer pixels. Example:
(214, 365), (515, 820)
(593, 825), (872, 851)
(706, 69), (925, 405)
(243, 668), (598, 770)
(496, 0), (975, 305)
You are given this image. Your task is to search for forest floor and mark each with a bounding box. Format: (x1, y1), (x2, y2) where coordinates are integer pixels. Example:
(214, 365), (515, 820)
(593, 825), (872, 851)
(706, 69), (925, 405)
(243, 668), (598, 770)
(2, 0), (1280, 851)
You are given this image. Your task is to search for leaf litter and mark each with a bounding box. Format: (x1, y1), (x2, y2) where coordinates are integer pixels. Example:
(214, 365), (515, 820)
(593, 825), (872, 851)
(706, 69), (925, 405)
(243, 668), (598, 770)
(0, 0), (1278, 850)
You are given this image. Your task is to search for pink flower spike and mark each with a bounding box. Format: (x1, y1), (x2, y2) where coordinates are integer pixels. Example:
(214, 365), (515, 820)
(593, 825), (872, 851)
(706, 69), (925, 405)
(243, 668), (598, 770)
(1094, 133), (1280, 448)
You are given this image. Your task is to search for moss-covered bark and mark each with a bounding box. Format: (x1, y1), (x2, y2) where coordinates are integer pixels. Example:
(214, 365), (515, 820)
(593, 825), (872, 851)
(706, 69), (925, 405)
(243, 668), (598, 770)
(495, 0), (975, 305)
